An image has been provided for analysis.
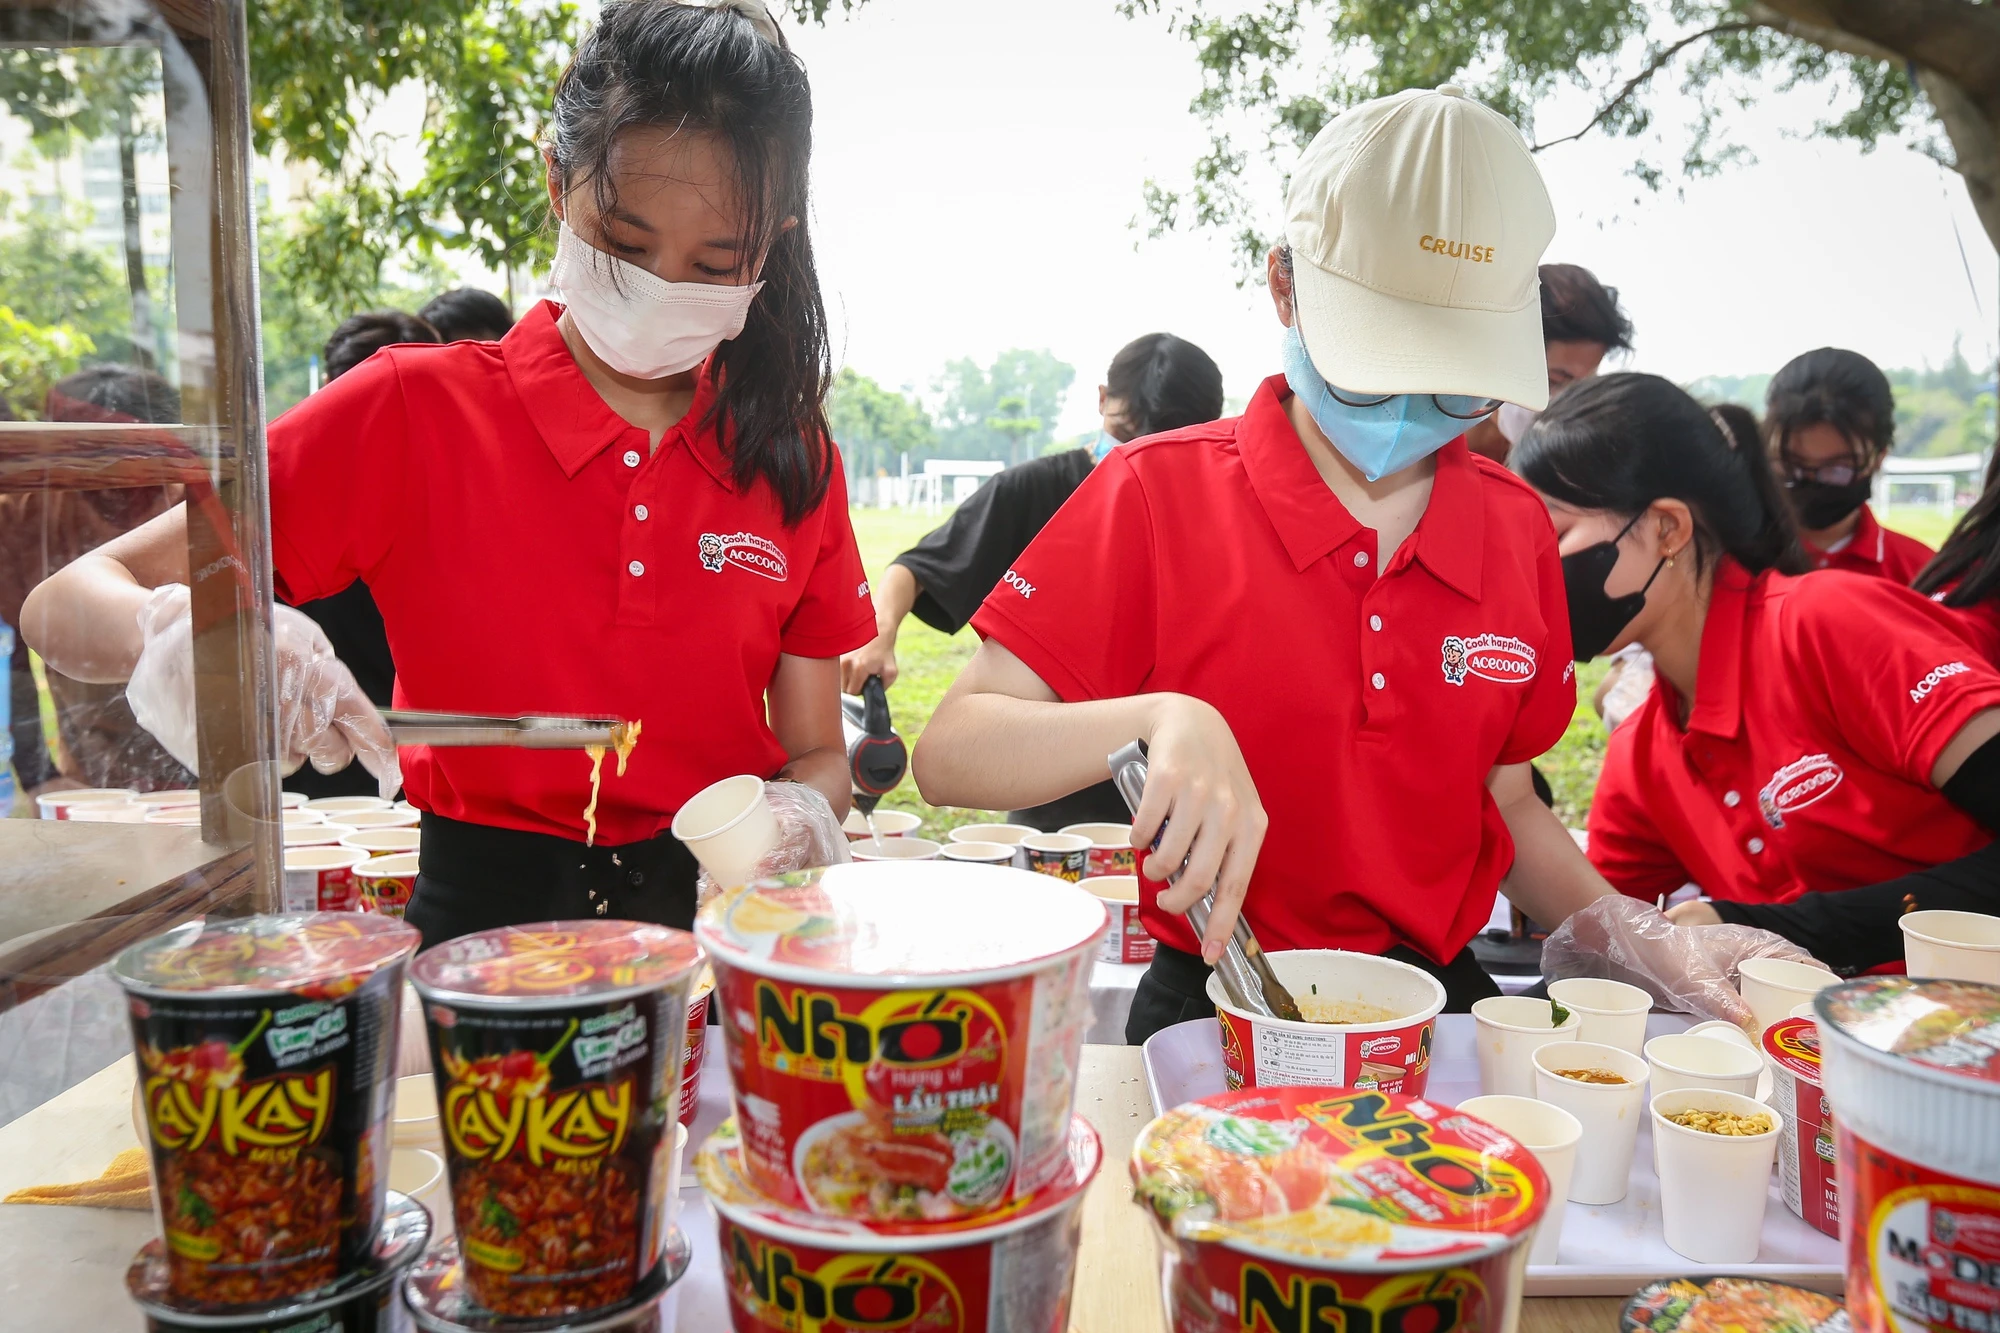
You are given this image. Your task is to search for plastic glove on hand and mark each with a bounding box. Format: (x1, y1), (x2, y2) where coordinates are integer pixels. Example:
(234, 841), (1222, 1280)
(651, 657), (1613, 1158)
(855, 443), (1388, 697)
(695, 780), (852, 905)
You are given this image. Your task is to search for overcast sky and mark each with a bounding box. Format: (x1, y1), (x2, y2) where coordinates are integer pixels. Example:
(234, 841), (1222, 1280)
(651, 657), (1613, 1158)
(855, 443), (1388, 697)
(773, 0), (1998, 435)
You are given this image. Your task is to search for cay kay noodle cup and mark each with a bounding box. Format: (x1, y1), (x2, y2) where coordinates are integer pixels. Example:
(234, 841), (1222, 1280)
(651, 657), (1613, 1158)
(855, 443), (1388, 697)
(1087, 875), (1155, 965)
(700, 1114), (1103, 1332)
(409, 920), (704, 1319)
(1471, 996), (1582, 1099)
(1545, 978), (1651, 1055)
(1531, 1040), (1649, 1206)
(1455, 1095), (1581, 1268)
(672, 773), (779, 889)
(357, 852), (419, 920)
(1019, 833), (1090, 882)
(1208, 949), (1445, 1096)
(696, 862), (1106, 1223)
(1650, 1088), (1781, 1265)
(1899, 909), (2000, 984)
(1132, 1086), (1547, 1333)
(113, 912), (420, 1307)
(1058, 822), (1136, 877)
(282, 845), (369, 913)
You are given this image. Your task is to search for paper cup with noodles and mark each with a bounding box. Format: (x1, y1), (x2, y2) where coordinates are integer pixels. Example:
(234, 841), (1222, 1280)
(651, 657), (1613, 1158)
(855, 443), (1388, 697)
(1532, 1041), (1649, 1206)
(1650, 1089), (1781, 1264)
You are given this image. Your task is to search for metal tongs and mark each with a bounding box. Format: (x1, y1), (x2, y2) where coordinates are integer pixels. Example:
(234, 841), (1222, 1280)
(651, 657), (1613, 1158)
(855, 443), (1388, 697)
(382, 710), (625, 749)
(1108, 740), (1303, 1022)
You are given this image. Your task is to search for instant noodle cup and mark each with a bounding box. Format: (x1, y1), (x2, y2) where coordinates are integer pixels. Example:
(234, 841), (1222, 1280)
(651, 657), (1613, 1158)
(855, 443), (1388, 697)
(939, 841), (1015, 867)
(409, 921), (704, 1319)
(113, 913), (420, 1307)
(282, 793), (311, 809)
(36, 786), (136, 819)
(843, 808), (921, 840)
(284, 822), (358, 848)
(1019, 833), (1089, 881)
(358, 853), (420, 919)
(1207, 949), (1445, 1096)
(1816, 977), (2000, 1333)
(1059, 822), (1137, 877)
(402, 1231), (691, 1333)
(696, 862), (1106, 1223)
(344, 828), (423, 858)
(1086, 875), (1154, 965)
(699, 1114), (1103, 1332)
(147, 808), (205, 826)
(680, 966), (715, 1127)
(1131, 1086), (1548, 1333)
(282, 808), (329, 827)
(1619, 1277), (1848, 1333)
(947, 825), (1036, 868)
(283, 846), (369, 914)
(127, 1190), (430, 1333)
(136, 789), (203, 809)
(306, 796), (392, 816)
(1762, 1017), (1840, 1239)
(339, 809), (421, 831)
(850, 836), (943, 862)
(1900, 910), (2000, 984)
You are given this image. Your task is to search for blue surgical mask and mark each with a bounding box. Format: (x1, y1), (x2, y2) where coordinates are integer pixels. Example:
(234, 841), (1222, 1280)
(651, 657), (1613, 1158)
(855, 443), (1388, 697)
(1280, 324), (1489, 481)
(1090, 430), (1120, 462)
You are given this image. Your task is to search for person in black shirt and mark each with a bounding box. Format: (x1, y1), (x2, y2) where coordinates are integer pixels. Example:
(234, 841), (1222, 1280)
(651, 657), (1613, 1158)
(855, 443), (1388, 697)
(841, 333), (1224, 829)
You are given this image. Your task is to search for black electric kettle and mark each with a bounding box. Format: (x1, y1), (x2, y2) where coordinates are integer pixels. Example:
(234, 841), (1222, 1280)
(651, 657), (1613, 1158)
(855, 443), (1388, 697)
(841, 675), (907, 816)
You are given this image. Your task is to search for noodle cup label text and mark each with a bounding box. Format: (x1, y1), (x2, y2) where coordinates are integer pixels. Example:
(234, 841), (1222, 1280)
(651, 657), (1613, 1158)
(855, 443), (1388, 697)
(1163, 1238), (1512, 1333)
(1841, 1127), (2000, 1333)
(1217, 1008), (1436, 1097)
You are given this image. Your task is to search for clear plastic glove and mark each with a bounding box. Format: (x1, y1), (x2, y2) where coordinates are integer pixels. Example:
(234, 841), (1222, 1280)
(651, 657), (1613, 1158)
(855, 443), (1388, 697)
(127, 584), (401, 799)
(1541, 893), (1822, 1031)
(696, 780), (851, 904)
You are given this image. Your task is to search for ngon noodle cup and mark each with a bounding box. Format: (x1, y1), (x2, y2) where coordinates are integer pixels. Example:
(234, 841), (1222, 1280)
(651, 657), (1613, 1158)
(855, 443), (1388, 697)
(1131, 1086), (1548, 1333)
(1209, 950), (1447, 1096)
(408, 921), (704, 1319)
(695, 862), (1107, 1224)
(112, 912), (421, 1307)
(699, 1113), (1103, 1332)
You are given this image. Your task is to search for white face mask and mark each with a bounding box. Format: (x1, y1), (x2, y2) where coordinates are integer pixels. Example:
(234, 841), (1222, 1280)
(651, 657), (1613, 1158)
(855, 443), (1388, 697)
(1496, 401), (1540, 446)
(548, 221), (764, 379)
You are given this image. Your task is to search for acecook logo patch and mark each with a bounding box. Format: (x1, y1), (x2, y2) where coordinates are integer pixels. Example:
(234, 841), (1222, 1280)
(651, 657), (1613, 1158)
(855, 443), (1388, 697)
(1758, 753), (1844, 829)
(1440, 634), (1538, 687)
(699, 532), (789, 581)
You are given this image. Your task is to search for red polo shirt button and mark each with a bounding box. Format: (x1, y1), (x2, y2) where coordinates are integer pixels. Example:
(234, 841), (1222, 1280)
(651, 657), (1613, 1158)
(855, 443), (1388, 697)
(622, 449), (641, 467)
(627, 560), (645, 577)
(634, 504), (649, 521)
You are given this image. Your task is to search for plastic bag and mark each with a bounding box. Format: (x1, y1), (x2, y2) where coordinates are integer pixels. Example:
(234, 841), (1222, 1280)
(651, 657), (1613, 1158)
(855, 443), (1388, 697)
(127, 584), (401, 799)
(696, 780), (852, 904)
(1541, 893), (1821, 1031)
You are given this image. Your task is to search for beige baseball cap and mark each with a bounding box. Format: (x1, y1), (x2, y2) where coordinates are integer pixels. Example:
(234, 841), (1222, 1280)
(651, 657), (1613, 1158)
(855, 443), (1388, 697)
(1285, 84), (1557, 408)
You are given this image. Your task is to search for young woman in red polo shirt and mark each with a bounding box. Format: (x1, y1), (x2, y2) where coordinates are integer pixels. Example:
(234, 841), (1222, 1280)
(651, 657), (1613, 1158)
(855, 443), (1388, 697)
(22, 1), (874, 945)
(1513, 374), (2000, 973)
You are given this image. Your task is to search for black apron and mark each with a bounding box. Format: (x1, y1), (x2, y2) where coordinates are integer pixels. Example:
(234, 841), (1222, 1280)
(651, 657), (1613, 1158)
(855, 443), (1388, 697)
(406, 811), (700, 952)
(1125, 940), (1503, 1045)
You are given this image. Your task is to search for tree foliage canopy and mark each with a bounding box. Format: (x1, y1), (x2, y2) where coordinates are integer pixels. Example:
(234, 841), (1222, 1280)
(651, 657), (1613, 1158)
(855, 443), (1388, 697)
(826, 368), (937, 479)
(934, 349), (1076, 465)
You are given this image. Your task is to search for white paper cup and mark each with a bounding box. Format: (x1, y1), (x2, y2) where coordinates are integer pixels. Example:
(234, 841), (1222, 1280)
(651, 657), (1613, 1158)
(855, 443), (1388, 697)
(145, 808), (204, 826)
(1738, 958), (1838, 1036)
(282, 822), (358, 847)
(35, 788), (136, 820)
(281, 808), (328, 827)
(68, 799), (146, 823)
(304, 795), (391, 815)
(281, 792), (310, 809)
(842, 807), (921, 840)
(133, 789), (201, 809)
(1532, 1041), (1650, 1205)
(282, 845), (369, 913)
(948, 823), (1038, 845)
(1020, 832), (1091, 881)
(394, 1073), (441, 1151)
(1471, 996), (1582, 1098)
(1685, 1019), (1758, 1050)
(1790, 1002), (1818, 1019)
(336, 808), (419, 831)
(670, 774), (778, 887)
(1546, 978), (1652, 1055)
(342, 828), (423, 858)
(1900, 910), (2000, 983)
(357, 851), (420, 919)
(1086, 875), (1154, 964)
(1456, 1094), (1582, 1266)
(1651, 1088), (1782, 1264)
(389, 1146), (450, 1241)
(1059, 821), (1139, 878)
(850, 836), (943, 862)
(939, 840), (1015, 866)
(1645, 1032), (1764, 1097)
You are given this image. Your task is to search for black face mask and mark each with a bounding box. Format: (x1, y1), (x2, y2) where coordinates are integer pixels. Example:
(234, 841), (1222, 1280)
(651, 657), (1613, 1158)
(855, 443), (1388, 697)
(1561, 513), (1668, 661)
(1785, 476), (1873, 531)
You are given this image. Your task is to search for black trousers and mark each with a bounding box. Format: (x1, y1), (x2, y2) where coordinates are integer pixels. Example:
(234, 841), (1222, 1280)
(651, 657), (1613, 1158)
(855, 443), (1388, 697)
(405, 811), (700, 952)
(1125, 940), (1503, 1045)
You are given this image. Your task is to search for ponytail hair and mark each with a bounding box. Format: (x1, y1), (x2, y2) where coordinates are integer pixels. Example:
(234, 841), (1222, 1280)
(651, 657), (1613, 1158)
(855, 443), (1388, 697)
(548, 0), (833, 526)
(1515, 373), (1809, 577)
(1914, 445), (2000, 608)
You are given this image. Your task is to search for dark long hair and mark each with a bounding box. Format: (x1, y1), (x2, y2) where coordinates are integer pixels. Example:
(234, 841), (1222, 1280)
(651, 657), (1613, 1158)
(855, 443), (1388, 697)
(1105, 333), (1225, 438)
(1515, 373), (1810, 577)
(1765, 347), (1896, 463)
(1914, 446), (2000, 607)
(1539, 263), (1634, 352)
(548, 1), (833, 525)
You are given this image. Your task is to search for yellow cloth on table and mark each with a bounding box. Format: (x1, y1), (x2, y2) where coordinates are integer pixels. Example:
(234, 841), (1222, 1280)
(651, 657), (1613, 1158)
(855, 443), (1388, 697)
(4, 1146), (153, 1210)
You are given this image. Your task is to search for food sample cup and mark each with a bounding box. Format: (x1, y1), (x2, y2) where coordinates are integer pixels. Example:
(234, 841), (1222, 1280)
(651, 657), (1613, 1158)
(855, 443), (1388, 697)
(410, 920), (704, 1318)
(671, 773), (778, 888)
(114, 913), (420, 1305)
(1650, 1088), (1782, 1264)
(134, 789), (202, 810)
(842, 808), (920, 840)
(342, 828), (422, 858)
(949, 824), (1037, 867)
(678, 966), (714, 1127)
(1738, 958), (1838, 1036)
(36, 787), (136, 819)
(1644, 1032), (1763, 1097)
(1456, 1095), (1581, 1267)
(1471, 995), (1582, 1098)
(1762, 1016), (1839, 1238)
(1133, 1086), (1547, 1333)
(282, 845), (370, 913)
(940, 841), (1016, 867)
(1900, 910), (2000, 983)
(1086, 875), (1154, 965)
(281, 792), (311, 809)
(850, 836), (943, 862)
(1208, 949), (1446, 1096)
(696, 862), (1107, 1222)
(357, 852), (420, 919)
(1546, 977), (1651, 1054)
(284, 822), (358, 848)
(1531, 1040), (1650, 1205)
(145, 808), (203, 827)
(389, 1147), (449, 1241)
(1058, 822), (1136, 877)
(281, 808), (329, 827)
(336, 808), (420, 831)
(1019, 832), (1090, 881)
(1685, 1019), (1758, 1050)
(393, 1072), (440, 1151)
(304, 796), (391, 816)
(701, 1114), (1102, 1331)
(68, 797), (147, 823)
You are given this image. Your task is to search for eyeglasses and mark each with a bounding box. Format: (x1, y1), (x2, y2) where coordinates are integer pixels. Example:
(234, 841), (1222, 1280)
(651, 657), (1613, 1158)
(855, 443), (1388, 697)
(1323, 387), (1504, 421)
(1781, 457), (1865, 488)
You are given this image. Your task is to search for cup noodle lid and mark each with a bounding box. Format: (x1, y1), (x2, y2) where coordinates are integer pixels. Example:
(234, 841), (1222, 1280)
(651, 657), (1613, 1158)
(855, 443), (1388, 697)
(113, 912), (418, 998)
(698, 1114), (1103, 1244)
(695, 862), (1107, 984)
(1130, 1086), (1547, 1269)
(1817, 976), (2000, 1084)
(408, 919), (703, 1007)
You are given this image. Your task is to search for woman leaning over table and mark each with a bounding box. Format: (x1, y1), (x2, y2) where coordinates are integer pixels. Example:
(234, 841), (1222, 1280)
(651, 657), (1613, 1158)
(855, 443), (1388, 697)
(21, 0), (870, 948)
(1512, 374), (2000, 975)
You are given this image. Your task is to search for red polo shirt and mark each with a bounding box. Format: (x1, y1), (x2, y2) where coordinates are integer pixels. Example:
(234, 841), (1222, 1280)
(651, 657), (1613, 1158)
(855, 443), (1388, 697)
(1588, 561), (2000, 904)
(1803, 504), (1933, 582)
(1930, 584), (2000, 667)
(266, 300), (874, 844)
(970, 376), (1577, 964)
